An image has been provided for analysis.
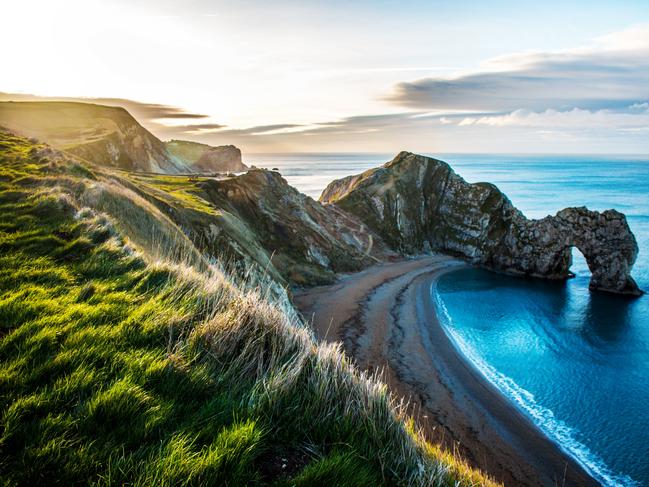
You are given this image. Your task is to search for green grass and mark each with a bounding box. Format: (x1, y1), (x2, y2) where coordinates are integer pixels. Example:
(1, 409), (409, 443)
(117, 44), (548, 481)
(127, 173), (219, 215)
(0, 130), (497, 486)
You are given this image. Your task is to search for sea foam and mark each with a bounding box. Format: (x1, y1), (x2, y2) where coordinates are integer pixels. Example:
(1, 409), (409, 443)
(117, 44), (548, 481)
(432, 285), (640, 487)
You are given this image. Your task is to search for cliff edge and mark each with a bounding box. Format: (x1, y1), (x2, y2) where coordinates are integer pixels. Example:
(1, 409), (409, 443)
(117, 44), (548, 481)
(166, 139), (248, 173)
(0, 101), (187, 173)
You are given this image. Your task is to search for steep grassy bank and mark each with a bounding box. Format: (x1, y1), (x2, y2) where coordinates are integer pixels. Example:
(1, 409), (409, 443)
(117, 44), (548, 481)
(0, 102), (186, 173)
(0, 130), (495, 485)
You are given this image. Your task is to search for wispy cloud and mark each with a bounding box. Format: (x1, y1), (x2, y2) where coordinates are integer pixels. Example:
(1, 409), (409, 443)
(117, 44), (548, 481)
(168, 123), (227, 134)
(455, 107), (649, 129)
(383, 23), (649, 113)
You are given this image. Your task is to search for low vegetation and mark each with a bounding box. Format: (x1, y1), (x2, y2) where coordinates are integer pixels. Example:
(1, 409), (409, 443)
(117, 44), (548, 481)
(0, 130), (496, 485)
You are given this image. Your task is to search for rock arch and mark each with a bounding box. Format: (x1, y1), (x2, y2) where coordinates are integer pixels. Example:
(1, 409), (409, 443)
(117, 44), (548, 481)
(321, 152), (642, 296)
(482, 207), (641, 295)
(556, 207), (640, 295)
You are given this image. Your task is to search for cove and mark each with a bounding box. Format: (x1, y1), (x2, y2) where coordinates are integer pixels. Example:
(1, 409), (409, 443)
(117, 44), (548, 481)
(434, 255), (649, 486)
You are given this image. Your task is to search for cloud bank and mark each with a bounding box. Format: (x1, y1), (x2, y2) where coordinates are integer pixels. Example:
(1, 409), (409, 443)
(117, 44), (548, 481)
(384, 23), (649, 114)
(197, 23), (649, 153)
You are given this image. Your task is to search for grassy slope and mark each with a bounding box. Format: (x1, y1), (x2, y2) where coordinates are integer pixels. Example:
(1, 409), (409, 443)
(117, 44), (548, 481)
(0, 102), (182, 173)
(165, 140), (221, 164)
(116, 171), (287, 288)
(0, 131), (496, 486)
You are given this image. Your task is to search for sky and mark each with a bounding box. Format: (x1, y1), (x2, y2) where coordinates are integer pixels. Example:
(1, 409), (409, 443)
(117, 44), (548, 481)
(2, 0), (649, 153)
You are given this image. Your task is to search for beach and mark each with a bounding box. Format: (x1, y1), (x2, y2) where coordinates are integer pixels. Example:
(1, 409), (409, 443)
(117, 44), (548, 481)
(294, 255), (598, 486)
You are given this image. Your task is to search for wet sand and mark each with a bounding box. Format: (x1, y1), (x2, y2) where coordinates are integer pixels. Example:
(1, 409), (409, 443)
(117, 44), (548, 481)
(294, 255), (597, 486)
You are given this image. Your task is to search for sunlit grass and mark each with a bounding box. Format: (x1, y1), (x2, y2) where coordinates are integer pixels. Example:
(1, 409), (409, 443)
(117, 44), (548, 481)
(0, 130), (498, 486)
(125, 172), (219, 215)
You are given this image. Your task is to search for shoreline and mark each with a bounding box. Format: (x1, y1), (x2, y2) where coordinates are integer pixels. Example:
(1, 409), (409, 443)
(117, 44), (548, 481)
(294, 256), (598, 486)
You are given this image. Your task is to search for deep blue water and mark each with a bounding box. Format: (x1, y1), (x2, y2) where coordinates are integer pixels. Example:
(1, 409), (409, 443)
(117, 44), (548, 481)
(251, 152), (649, 486)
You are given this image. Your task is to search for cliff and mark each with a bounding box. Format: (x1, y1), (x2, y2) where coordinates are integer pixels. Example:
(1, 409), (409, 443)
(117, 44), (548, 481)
(117, 167), (394, 287)
(321, 152), (641, 296)
(0, 129), (490, 486)
(0, 101), (188, 173)
(166, 139), (248, 173)
(198, 169), (394, 284)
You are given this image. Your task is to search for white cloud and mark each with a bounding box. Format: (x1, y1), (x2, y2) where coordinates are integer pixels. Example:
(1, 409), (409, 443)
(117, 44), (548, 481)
(385, 23), (649, 113)
(629, 102), (649, 111)
(465, 108), (649, 131)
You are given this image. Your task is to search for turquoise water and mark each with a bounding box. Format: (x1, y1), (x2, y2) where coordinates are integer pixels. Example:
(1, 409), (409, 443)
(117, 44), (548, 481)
(432, 156), (649, 486)
(252, 152), (649, 486)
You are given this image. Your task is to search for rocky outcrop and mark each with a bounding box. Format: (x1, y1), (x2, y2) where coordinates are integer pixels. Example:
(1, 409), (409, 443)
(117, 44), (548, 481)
(0, 101), (187, 173)
(198, 169), (395, 285)
(125, 165), (395, 287)
(321, 152), (641, 296)
(165, 140), (248, 173)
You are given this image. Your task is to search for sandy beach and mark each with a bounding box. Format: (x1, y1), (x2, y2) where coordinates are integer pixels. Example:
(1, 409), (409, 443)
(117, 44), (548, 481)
(294, 255), (598, 486)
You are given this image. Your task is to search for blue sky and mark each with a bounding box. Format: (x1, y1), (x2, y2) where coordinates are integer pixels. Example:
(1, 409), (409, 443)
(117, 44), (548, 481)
(2, 0), (649, 153)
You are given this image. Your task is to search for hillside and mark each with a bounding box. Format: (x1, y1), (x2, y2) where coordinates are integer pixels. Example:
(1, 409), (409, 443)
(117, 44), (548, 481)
(0, 101), (187, 173)
(0, 130), (495, 485)
(102, 167), (393, 287)
(166, 139), (248, 173)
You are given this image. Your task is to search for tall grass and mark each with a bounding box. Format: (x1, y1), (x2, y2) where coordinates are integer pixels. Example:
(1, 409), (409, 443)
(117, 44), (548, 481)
(0, 130), (497, 486)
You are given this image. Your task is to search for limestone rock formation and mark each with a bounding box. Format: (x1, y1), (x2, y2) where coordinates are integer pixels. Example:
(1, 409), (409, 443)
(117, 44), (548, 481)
(321, 152), (642, 296)
(0, 101), (187, 173)
(165, 140), (248, 173)
(120, 165), (395, 287)
(198, 169), (395, 285)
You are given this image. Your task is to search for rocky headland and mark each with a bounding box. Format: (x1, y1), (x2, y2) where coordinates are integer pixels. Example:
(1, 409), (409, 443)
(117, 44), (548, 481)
(0, 101), (248, 175)
(321, 151), (641, 296)
(1, 109), (643, 486)
(0, 101), (187, 173)
(166, 139), (248, 173)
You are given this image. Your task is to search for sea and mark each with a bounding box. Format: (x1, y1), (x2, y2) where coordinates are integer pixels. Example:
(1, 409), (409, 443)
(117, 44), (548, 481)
(250, 152), (649, 486)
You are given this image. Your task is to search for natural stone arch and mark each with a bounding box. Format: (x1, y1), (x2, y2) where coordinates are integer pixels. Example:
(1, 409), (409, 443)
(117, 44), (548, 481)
(485, 207), (641, 295)
(555, 208), (640, 295)
(567, 245), (588, 278)
(322, 152), (642, 296)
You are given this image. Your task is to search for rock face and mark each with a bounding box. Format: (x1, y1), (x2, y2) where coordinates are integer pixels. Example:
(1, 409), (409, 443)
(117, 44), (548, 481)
(165, 140), (248, 173)
(123, 167), (394, 287)
(197, 169), (395, 285)
(0, 101), (187, 173)
(321, 152), (641, 296)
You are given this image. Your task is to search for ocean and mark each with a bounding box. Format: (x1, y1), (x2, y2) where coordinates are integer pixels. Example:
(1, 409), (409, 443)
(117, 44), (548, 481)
(251, 152), (649, 486)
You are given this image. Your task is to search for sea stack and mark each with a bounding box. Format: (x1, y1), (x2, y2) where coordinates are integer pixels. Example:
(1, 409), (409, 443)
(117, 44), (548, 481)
(321, 151), (642, 296)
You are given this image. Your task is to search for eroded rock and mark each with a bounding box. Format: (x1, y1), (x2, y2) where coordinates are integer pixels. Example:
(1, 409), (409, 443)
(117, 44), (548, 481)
(321, 152), (642, 296)
(199, 169), (395, 285)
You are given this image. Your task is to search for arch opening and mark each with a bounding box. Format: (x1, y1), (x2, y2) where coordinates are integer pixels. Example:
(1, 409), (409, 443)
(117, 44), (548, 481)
(569, 246), (590, 279)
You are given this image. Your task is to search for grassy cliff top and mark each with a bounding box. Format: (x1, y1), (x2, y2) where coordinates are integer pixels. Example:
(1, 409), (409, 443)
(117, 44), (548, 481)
(0, 131), (496, 486)
(0, 101), (139, 149)
(166, 140), (239, 161)
(0, 102), (185, 173)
